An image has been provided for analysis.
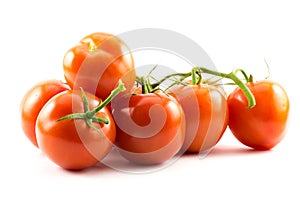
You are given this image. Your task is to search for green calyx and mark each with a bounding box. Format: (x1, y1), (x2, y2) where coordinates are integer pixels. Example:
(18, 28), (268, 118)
(57, 80), (126, 135)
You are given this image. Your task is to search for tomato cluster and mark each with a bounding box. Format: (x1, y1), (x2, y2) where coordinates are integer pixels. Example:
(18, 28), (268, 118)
(20, 32), (290, 171)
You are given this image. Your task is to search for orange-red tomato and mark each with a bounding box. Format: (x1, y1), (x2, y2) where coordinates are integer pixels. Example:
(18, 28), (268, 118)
(20, 80), (69, 148)
(63, 32), (135, 101)
(112, 93), (185, 165)
(227, 80), (290, 150)
(170, 84), (228, 153)
(36, 90), (116, 170)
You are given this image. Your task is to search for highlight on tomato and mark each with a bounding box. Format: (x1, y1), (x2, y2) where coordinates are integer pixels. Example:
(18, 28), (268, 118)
(227, 79), (290, 150)
(20, 80), (69, 148)
(63, 32), (136, 101)
(35, 81), (125, 170)
(111, 78), (185, 165)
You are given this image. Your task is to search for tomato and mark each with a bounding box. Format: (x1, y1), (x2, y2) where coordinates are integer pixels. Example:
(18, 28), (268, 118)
(63, 32), (135, 101)
(36, 90), (116, 170)
(227, 80), (290, 150)
(20, 80), (69, 148)
(111, 93), (185, 165)
(170, 84), (228, 153)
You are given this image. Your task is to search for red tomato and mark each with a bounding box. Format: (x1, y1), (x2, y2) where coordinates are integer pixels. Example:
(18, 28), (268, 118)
(36, 90), (116, 170)
(63, 32), (135, 101)
(20, 80), (69, 148)
(111, 93), (185, 165)
(170, 84), (228, 153)
(227, 80), (290, 150)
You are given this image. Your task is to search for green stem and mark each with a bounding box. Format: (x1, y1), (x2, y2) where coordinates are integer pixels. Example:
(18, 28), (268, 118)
(90, 80), (126, 114)
(56, 80), (126, 135)
(141, 76), (149, 94)
(191, 68), (197, 85)
(198, 67), (256, 108)
(80, 87), (90, 112)
(92, 116), (109, 124)
(191, 68), (202, 85)
(57, 113), (87, 122)
(136, 76), (142, 85)
(135, 66), (255, 109)
(150, 72), (191, 89)
(234, 68), (250, 83)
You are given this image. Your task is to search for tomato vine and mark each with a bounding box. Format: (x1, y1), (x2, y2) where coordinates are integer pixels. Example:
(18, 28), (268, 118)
(135, 67), (256, 108)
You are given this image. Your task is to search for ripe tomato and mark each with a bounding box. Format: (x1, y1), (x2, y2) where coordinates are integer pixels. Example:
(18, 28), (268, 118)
(111, 93), (185, 165)
(170, 84), (228, 153)
(63, 32), (135, 101)
(20, 80), (69, 148)
(36, 90), (116, 170)
(227, 80), (290, 150)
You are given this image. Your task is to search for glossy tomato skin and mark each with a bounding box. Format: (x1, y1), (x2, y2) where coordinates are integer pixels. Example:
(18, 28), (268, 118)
(20, 80), (69, 148)
(36, 90), (116, 170)
(63, 32), (135, 101)
(227, 80), (290, 150)
(112, 93), (185, 165)
(171, 84), (228, 153)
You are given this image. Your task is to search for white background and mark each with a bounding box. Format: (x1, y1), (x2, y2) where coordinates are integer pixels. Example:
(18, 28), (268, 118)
(1, 0), (299, 199)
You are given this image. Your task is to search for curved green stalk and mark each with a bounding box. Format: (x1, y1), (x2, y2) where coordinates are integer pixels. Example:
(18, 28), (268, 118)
(57, 80), (126, 135)
(197, 67), (256, 108)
